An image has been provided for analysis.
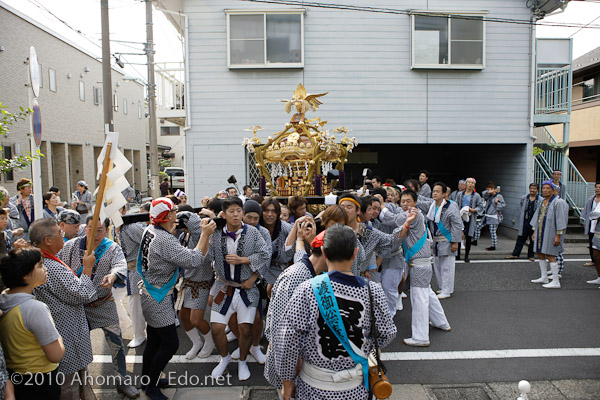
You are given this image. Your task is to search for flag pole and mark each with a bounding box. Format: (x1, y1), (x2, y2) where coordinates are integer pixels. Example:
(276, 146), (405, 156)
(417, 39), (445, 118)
(86, 143), (113, 255)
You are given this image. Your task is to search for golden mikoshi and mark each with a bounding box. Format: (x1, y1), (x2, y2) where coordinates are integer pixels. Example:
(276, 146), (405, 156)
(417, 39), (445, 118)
(242, 84), (358, 197)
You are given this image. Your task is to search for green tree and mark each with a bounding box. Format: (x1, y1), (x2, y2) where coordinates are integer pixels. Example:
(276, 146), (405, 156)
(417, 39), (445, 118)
(159, 158), (172, 169)
(0, 102), (43, 198)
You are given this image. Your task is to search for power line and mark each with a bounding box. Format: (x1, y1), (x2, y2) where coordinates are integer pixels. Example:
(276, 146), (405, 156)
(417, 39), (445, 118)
(238, 0), (600, 29)
(27, 0), (103, 50)
(27, 0), (150, 81)
(569, 14), (600, 37)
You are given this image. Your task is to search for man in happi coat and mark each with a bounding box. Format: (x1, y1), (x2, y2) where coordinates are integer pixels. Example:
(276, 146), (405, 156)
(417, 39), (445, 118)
(582, 183), (600, 267)
(138, 198), (216, 400)
(426, 182), (463, 300)
(553, 186), (570, 278)
(507, 183), (542, 261)
(174, 210), (217, 361)
(59, 216), (138, 398)
(206, 197), (270, 382)
(372, 192), (408, 315)
(264, 229), (327, 395)
(274, 224), (397, 400)
(226, 199), (275, 364)
(30, 218), (97, 400)
(530, 181), (568, 289)
(455, 177), (484, 263)
(338, 194), (394, 277)
(118, 202), (150, 348)
(473, 182), (506, 251)
(393, 190), (451, 347)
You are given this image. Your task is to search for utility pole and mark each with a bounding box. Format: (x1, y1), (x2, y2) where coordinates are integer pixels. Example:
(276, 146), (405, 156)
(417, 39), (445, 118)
(146, 0), (159, 198)
(101, 0), (114, 132)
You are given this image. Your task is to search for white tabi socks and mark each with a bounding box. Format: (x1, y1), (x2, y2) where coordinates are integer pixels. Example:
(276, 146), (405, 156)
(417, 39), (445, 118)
(531, 260), (549, 284)
(198, 331), (215, 358)
(250, 345), (266, 364)
(184, 328), (203, 360)
(396, 295), (403, 311)
(238, 359), (251, 381)
(212, 354), (231, 378)
(543, 262), (561, 289)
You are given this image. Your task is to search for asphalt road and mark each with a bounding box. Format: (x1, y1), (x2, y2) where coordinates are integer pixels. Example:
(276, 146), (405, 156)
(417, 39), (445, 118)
(89, 258), (600, 390)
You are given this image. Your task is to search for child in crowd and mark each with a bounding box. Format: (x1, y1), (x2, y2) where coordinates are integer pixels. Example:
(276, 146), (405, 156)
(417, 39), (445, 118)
(0, 247), (65, 400)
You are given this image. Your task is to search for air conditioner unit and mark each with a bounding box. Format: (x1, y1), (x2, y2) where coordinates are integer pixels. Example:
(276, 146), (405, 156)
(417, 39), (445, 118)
(534, 0), (569, 16)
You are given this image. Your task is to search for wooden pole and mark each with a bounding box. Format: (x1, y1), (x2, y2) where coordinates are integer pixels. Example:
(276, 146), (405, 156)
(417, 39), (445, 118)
(86, 143), (112, 255)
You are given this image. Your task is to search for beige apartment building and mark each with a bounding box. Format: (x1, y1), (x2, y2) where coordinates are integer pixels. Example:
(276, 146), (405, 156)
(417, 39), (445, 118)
(548, 47), (600, 182)
(0, 2), (148, 199)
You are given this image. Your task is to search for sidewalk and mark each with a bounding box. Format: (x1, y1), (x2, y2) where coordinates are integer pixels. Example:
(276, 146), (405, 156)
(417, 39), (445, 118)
(460, 231), (590, 259)
(94, 379), (600, 399)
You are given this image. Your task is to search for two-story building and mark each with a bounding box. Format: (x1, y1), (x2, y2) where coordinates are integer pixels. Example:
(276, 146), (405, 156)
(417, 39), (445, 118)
(158, 0), (569, 232)
(555, 47), (600, 182)
(0, 2), (148, 199)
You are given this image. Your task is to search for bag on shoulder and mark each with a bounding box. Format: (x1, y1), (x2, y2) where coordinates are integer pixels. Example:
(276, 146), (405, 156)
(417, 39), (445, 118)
(76, 203), (88, 214)
(367, 282), (392, 399)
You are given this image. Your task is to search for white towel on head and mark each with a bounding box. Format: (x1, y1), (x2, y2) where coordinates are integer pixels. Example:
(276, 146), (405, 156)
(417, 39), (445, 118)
(460, 206), (471, 222)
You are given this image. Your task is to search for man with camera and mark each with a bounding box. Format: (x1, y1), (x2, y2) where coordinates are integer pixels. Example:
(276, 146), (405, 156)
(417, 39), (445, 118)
(137, 197), (216, 400)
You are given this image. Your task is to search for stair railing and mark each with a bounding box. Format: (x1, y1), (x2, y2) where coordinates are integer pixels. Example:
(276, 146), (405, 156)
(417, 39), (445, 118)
(533, 127), (591, 223)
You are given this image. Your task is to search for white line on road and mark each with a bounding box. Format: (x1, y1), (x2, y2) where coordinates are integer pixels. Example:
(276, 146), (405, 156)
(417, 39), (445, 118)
(456, 258), (589, 264)
(93, 348), (600, 364)
(381, 348), (600, 361)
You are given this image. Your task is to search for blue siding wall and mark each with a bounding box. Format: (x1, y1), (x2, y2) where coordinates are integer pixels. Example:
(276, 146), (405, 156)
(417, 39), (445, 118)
(184, 0), (534, 212)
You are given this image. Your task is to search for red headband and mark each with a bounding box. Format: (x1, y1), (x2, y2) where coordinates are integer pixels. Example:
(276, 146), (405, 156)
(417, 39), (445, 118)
(150, 198), (174, 225)
(311, 230), (326, 249)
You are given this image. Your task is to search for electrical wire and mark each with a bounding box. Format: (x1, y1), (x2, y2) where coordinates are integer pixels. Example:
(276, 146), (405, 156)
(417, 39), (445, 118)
(569, 14), (600, 37)
(238, 0), (600, 29)
(27, 0), (103, 50)
(26, 0), (151, 82)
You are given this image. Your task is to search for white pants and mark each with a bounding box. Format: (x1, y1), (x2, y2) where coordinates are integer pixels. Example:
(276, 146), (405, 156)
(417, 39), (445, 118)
(128, 293), (147, 341)
(113, 286), (131, 332)
(433, 255), (456, 295)
(410, 286), (449, 342)
(381, 267), (403, 317)
(211, 290), (257, 325)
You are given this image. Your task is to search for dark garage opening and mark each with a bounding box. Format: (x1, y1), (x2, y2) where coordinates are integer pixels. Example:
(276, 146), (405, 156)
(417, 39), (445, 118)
(343, 143), (529, 231)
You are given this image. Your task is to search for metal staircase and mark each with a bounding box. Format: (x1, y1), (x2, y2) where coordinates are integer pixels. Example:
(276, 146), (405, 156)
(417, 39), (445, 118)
(533, 126), (593, 223)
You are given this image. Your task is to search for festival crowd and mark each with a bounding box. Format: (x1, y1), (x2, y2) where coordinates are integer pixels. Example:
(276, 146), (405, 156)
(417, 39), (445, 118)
(0, 169), (599, 400)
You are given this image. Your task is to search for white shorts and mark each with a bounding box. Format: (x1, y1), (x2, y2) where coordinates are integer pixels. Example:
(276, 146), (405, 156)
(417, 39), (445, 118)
(210, 290), (257, 325)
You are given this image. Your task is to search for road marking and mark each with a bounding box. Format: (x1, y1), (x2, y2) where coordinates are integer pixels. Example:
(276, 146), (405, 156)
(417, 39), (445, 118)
(93, 348), (600, 364)
(381, 348), (600, 361)
(456, 258), (589, 264)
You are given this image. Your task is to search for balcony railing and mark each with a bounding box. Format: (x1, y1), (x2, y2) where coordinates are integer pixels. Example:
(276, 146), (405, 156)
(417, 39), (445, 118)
(571, 93), (600, 107)
(535, 67), (571, 115)
(155, 62), (185, 111)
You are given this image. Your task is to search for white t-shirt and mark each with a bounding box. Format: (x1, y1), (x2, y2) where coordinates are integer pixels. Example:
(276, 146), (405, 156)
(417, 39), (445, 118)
(591, 200), (600, 233)
(224, 225), (244, 278)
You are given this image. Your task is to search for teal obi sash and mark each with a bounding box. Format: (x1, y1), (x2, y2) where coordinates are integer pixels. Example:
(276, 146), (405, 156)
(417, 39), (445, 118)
(137, 226), (179, 303)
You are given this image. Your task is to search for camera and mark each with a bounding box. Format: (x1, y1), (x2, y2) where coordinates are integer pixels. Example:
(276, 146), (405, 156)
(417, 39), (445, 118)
(177, 214), (226, 231)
